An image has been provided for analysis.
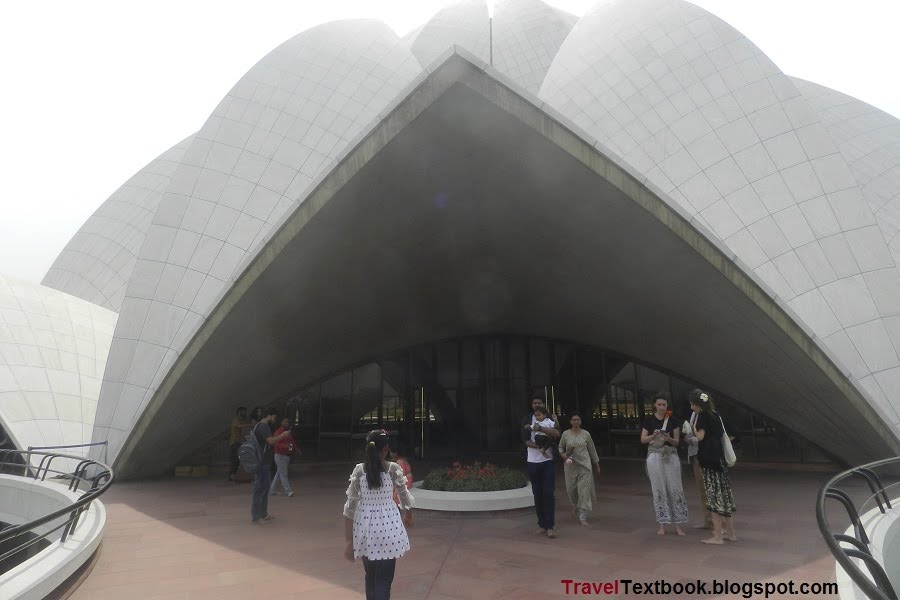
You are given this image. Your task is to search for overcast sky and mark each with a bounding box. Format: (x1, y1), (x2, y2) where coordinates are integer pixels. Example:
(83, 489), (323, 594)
(2, 0), (898, 285)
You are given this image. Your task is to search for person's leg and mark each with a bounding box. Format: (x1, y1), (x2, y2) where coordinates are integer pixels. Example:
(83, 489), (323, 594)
(541, 461), (556, 536)
(259, 464), (271, 518)
(664, 454), (688, 536)
(278, 454), (293, 495)
(646, 453), (668, 534)
(723, 515), (737, 541)
(269, 457), (281, 494)
(702, 512), (724, 544)
(229, 443), (240, 478)
(691, 457), (712, 528)
(362, 557), (376, 600)
(251, 468), (267, 521)
(527, 462), (546, 532)
(372, 558), (396, 600)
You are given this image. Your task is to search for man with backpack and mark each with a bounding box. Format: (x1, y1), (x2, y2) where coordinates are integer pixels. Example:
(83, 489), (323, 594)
(249, 407), (291, 524)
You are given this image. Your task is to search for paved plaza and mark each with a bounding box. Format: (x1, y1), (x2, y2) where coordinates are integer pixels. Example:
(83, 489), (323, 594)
(70, 461), (841, 599)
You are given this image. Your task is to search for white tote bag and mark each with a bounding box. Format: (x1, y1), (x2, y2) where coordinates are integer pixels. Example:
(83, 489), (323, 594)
(719, 416), (736, 467)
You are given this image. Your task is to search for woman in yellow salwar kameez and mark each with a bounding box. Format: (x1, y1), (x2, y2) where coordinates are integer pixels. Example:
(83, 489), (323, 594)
(558, 413), (602, 527)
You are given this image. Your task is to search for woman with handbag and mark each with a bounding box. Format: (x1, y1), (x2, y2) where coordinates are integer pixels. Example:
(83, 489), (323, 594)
(692, 389), (737, 544)
(640, 393), (688, 536)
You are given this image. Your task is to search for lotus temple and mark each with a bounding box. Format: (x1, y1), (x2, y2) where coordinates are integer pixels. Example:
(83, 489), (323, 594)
(3, 0), (900, 481)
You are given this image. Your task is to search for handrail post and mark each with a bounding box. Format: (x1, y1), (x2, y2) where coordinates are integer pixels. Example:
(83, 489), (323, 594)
(817, 455), (900, 600)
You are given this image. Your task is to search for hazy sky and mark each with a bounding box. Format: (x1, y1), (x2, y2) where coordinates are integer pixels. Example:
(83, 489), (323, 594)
(2, 0), (898, 285)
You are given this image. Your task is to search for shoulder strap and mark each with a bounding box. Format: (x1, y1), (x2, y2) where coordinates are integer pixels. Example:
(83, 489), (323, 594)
(252, 422), (266, 453)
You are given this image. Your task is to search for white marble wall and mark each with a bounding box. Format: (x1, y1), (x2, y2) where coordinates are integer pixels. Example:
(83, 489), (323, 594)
(539, 0), (900, 429)
(492, 0), (577, 94)
(0, 275), (115, 457)
(33, 0), (900, 465)
(404, 0), (490, 67)
(42, 137), (195, 312)
(90, 20), (423, 461)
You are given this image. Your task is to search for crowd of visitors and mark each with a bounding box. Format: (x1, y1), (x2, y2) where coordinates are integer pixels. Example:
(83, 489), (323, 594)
(228, 386), (737, 599)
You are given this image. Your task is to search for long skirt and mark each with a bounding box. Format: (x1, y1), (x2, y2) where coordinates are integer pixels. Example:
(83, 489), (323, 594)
(646, 449), (688, 524)
(702, 467), (736, 516)
(564, 464), (596, 516)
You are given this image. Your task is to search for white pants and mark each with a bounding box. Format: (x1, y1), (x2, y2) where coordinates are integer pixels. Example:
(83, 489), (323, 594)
(270, 453), (292, 495)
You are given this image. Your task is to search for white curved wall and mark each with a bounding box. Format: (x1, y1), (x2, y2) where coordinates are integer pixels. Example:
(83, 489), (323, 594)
(405, 0), (490, 67)
(42, 136), (195, 312)
(91, 20), (423, 463)
(0, 275), (115, 457)
(0, 475), (106, 600)
(793, 78), (900, 270)
(540, 0), (900, 432)
(492, 0), (577, 94)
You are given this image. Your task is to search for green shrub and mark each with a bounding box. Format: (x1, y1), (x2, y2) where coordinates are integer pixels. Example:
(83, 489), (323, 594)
(421, 461), (527, 492)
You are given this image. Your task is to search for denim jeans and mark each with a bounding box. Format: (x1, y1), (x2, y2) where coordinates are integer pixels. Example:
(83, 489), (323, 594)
(362, 557), (396, 600)
(527, 460), (556, 530)
(270, 453), (292, 495)
(251, 463), (271, 521)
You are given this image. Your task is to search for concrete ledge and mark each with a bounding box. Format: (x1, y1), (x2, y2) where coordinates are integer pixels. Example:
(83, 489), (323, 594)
(836, 492), (900, 600)
(411, 480), (533, 512)
(0, 475), (107, 600)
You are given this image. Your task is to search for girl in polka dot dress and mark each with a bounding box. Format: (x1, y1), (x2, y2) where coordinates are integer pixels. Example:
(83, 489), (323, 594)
(343, 430), (414, 600)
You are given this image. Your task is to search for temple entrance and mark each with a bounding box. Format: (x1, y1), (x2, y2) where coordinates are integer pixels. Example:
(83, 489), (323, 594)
(277, 334), (833, 466)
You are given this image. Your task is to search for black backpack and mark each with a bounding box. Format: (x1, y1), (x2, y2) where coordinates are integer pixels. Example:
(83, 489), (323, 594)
(238, 423), (265, 475)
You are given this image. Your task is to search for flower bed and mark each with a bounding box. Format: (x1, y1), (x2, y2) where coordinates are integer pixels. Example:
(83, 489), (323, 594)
(422, 461), (527, 492)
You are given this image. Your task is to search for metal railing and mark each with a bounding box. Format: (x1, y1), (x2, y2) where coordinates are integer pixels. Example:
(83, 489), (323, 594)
(816, 456), (900, 600)
(0, 448), (114, 573)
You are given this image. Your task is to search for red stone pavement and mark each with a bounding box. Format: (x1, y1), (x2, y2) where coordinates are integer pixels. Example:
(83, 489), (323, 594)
(68, 461), (851, 599)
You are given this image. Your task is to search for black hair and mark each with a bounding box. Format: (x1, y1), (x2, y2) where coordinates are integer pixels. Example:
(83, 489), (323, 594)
(364, 430), (389, 489)
(568, 411), (582, 420)
(265, 406), (278, 418)
(690, 388), (717, 413)
(533, 406), (548, 417)
(236, 406), (246, 415)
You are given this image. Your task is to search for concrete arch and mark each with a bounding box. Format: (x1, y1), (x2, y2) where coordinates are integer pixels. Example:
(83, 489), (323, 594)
(109, 52), (898, 479)
(540, 0), (900, 430)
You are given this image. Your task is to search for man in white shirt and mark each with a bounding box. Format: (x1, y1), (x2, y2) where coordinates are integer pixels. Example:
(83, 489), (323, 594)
(522, 398), (561, 538)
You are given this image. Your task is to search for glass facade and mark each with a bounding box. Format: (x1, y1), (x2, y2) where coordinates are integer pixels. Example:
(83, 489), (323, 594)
(277, 335), (833, 464)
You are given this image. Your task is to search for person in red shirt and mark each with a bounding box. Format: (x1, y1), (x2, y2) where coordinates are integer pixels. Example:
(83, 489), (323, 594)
(391, 443), (413, 528)
(269, 417), (298, 497)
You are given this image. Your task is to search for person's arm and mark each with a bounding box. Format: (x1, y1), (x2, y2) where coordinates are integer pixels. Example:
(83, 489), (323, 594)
(534, 421), (560, 439)
(664, 426), (680, 447)
(342, 466), (362, 561)
(265, 428), (290, 446)
(640, 427), (656, 445)
(521, 415), (532, 444)
(558, 431), (570, 459)
(586, 435), (601, 475)
(389, 463), (415, 511)
(695, 427), (706, 442)
(343, 517), (355, 561)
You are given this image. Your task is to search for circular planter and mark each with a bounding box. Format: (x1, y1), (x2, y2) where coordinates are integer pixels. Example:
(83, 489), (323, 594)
(411, 480), (533, 512)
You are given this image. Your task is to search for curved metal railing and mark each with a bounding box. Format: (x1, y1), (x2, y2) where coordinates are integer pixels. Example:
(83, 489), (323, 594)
(816, 456), (900, 600)
(0, 448), (114, 573)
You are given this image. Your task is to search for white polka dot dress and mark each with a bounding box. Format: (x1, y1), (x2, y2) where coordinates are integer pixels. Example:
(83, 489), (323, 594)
(352, 469), (410, 560)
